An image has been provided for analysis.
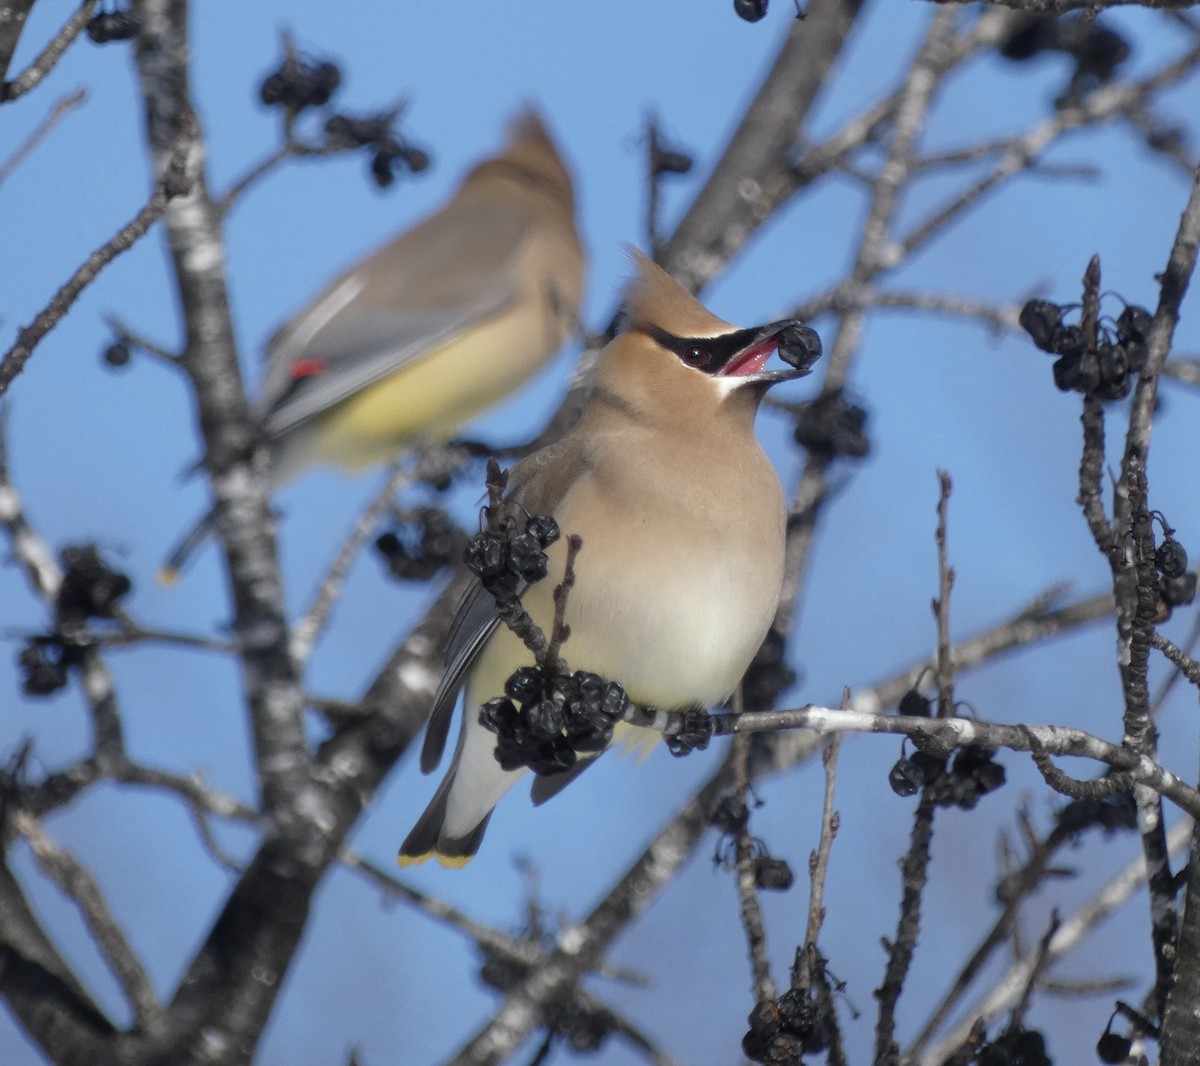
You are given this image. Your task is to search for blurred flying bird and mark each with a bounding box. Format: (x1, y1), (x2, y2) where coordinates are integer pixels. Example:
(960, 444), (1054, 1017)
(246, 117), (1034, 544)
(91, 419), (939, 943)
(160, 109), (585, 582)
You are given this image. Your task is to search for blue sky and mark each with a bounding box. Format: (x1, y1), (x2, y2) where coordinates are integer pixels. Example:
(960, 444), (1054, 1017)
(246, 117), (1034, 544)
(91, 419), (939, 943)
(2, 2), (1199, 1064)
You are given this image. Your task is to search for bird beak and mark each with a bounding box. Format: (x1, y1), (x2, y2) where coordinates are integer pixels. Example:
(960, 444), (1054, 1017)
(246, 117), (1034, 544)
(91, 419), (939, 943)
(717, 319), (823, 386)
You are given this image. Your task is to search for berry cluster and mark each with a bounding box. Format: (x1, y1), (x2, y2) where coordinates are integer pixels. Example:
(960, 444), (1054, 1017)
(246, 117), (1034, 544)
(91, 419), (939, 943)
(479, 667), (630, 776)
(709, 798), (794, 891)
(17, 639), (75, 697)
(374, 507), (465, 583)
(742, 628), (796, 712)
(743, 987), (833, 1064)
(17, 545), (132, 699)
(664, 706), (714, 756)
(56, 544), (132, 626)
(974, 1026), (1051, 1066)
(463, 513), (560, 601)
(1000, 15), (1130, 108)
(324, 113), (431, 189)
(86, 7), (139, 44)
(1018, 297), (1151, 402)
(259, 52), (342, 114)
(889, 745), (1005, 810)
(1150, 519), (1197, 613)
(792, 391), (870, 461)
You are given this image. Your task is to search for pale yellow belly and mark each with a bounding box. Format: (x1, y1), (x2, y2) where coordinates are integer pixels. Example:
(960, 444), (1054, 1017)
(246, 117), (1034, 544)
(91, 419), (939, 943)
(313, 298), (554, 469)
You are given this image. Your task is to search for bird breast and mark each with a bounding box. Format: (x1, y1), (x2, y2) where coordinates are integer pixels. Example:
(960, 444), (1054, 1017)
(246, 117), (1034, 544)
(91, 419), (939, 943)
(529, 436), (786, 709)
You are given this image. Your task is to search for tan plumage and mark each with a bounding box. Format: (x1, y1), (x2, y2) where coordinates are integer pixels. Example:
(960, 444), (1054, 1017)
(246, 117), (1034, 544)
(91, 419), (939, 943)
(400, 249), (817, 867)
(160, 109), (584, 580)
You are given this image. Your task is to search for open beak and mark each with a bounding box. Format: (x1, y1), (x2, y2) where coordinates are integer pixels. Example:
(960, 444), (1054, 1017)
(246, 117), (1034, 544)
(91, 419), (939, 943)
(719, 319), (823, 385)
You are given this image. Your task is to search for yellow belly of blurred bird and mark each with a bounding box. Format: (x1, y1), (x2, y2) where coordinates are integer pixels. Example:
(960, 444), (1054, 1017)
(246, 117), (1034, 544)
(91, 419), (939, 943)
(313, 299), (554, 470)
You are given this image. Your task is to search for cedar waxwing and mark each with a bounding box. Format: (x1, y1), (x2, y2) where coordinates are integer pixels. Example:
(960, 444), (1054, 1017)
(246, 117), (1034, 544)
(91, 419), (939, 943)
(400, 249), (821, 867)
(160, 109), (585, 581)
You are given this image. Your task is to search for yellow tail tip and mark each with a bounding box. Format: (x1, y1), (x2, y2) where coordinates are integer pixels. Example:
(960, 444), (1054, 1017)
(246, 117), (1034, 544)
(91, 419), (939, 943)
(397, 850), (473, 870)
(156, 566), (180, 587)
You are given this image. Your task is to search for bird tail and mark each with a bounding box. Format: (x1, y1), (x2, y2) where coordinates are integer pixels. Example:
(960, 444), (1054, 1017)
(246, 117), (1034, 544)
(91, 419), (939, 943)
(398, 769), (493, 869)
(157, 507), (217, 586)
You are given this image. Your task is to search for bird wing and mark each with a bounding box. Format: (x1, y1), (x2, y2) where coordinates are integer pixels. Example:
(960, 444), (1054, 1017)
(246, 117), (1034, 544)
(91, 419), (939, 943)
(258, 200), (534, 436)
(419, 433), (590, 773)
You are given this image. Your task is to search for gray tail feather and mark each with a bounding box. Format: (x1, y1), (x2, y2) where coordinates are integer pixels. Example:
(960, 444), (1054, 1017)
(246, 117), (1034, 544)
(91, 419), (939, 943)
(159, 507), (217, 583)
(399, 769), (493, 864)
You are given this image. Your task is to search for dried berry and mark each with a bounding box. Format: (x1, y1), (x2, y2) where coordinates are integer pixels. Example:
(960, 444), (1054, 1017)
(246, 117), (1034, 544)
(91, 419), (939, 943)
(1019, 299), (1063, 353)
(734, 0), (769, 21)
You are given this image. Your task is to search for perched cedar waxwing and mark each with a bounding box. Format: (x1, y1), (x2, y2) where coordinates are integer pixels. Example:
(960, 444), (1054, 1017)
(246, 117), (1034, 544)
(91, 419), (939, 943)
(400, 249), (821, 867)
(160, 109), (585, 581)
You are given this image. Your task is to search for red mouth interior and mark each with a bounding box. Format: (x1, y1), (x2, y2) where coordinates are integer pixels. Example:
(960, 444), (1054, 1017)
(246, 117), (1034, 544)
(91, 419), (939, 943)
(719, 339), (777, 377)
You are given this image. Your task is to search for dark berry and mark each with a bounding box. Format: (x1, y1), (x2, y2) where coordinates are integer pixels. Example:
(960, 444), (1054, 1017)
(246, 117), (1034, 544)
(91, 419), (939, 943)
(525, 514), (560, 548)
(463, 532), (507, 579)
(402, 146), (431, 173)
(754, 856), (794, 891)
(1000, 17), (1058, 61)
(710, 796), (749, 834)
(504, 666), (543, 705)
(1156, 539), (1188, 579)
(527, 698), (565, 739)
(479, 697), (518, 736)
(1097, 1031), (1132, 1064)
(1052, 323), (1085, 359)
(898, 689), (932, 717)
(654, 150), (693, 175)
(734, 0), (769, 21)
(508, 532), (548, 582)
(103, 342), (131, 368)
(1019, 299), (1063, 353)
(1117, 304), (1152, 344)
(888, 757), (922, 797)
(371, 151), (396, 188)
(1162, 571), (1197, 607)
(375, 531), (401, 557)
(777, 324), (823, 372)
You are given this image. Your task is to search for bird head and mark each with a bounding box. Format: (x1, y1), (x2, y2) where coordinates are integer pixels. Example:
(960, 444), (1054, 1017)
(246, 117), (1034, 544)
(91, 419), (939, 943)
(463, 107), (576, 213)
(595, 248), (821, 425)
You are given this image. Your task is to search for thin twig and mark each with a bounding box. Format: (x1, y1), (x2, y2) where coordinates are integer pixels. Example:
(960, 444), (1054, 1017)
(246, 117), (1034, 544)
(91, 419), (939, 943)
(13, 810), (165, 1032)
(0, 87), (86, 184)
(731, 699), (775, 1003)
(0, 0), (96, 103)
(875, 791), (936, 1065)
(704, 706), (1200, 819)
(933, 471), (955, 717)
(0, 114), (195, 395)
(805, 733), (842, 954)
(919, 817), (1193, 1066)
(291, 460), (416, 663)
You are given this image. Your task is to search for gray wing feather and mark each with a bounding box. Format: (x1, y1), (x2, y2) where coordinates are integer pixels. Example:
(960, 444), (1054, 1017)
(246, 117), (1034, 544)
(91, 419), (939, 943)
(258, 199), (534, 432)
(419, 434), (592, 774)
(529, 756), (600, 806)
(262, 291), (512, 436)
(420, 582), (501, 774)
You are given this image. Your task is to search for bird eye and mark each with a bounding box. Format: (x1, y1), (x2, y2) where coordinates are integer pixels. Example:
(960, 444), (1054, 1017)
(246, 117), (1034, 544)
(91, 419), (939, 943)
(682, 346), (710, 368)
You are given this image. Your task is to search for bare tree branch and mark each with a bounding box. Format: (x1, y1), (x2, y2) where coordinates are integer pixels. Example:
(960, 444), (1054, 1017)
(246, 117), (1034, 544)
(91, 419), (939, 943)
(0, 0), (95, 103)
